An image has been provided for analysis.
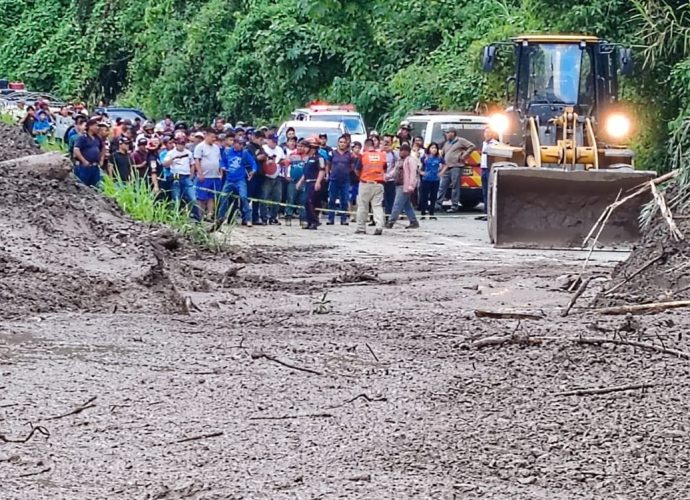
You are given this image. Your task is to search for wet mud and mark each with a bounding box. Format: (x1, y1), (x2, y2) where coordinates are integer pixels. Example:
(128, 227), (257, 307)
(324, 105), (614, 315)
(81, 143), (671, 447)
(2, 137), (690, 499)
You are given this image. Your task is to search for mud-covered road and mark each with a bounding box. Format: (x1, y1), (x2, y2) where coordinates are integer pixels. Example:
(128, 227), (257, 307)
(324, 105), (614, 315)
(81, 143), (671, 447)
(3, 214), (690, 499)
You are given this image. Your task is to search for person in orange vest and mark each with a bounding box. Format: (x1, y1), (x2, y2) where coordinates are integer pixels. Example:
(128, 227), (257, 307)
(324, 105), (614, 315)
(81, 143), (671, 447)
(354, 138), (387, 235)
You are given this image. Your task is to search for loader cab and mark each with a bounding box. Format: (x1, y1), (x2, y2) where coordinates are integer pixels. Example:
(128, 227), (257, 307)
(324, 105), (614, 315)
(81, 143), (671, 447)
(483, 35), (633, 125)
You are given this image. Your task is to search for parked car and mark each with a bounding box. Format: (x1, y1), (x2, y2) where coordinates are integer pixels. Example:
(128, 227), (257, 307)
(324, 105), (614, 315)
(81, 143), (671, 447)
(290, 102), (366, 146)
(404, 111), (490, 209)
(95, 107), (147, 123)
(277, 120), (349, 149)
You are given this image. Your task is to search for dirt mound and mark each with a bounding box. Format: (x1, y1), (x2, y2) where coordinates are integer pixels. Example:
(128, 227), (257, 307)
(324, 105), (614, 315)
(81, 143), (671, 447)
(597, 186), (690, 305)
(0, 122), (41, 161)
(0, 126), (195, 315)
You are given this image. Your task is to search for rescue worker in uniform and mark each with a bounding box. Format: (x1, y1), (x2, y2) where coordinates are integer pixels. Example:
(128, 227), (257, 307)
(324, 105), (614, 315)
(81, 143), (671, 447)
(355, 138), (387, 235)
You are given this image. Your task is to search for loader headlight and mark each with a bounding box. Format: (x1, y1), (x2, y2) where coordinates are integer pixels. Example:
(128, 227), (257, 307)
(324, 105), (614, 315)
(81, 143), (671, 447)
(605, 114), (631, 139)
(489, 113), (510, 135)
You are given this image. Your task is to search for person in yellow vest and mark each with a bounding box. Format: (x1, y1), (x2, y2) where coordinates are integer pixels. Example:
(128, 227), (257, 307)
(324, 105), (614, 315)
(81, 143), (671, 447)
(354, 139), (387, 235)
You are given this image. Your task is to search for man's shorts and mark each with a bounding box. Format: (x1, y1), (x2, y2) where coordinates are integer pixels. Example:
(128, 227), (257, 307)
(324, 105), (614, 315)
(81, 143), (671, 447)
(196, 178), (222, 201)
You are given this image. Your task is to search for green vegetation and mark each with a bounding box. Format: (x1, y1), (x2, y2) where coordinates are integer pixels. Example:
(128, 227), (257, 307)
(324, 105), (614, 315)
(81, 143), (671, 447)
(100, 174), (231, 251)
(0, 0), (688, 172)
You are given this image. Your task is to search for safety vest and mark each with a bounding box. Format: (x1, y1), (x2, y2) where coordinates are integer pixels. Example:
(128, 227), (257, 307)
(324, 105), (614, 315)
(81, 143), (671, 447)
(359, 150), (386, 183)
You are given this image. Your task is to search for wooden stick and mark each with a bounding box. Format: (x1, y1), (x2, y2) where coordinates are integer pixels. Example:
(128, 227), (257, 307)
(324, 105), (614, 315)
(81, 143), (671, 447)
(555, 383), (659, 397)
(45, 396), (97, 420)
(174, 431), (224, 444)
(365, 343), (379, 363)
(562, 276), (597, 317)
(250, 352), (323, 376)
(474, 310), (543, 321)
(328, 394), (387, 409)
(0, 426), (49, 444)
(594, 300), (690, 316)
(650, 181), (684, 240)
(249, 413), (334, 421)
(577, 336), (690, 360)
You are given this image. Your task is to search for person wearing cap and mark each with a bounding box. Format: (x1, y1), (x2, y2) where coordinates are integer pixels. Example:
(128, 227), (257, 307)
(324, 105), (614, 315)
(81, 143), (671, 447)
(111, 136), (133, 182)
(437, 127), (475, 213)
(396, 122), (412, 149)
(163, 137), (202, 221)
(132, 137), (150, 178)
(194, 128), (223, 218)
(144, 138), (163, 195)
(385, 143), (420, 229)
(136, 120), (156, 143)
(187, 131), (204, 153)
(73, 117), (105, 187)
(354, 138), (386, 235)
(295, 137), (326, 230)
(214, 136), (259, 228)
(260, 134), (285, 225)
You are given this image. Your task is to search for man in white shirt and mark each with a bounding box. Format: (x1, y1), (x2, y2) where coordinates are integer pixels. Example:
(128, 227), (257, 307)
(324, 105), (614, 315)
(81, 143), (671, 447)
(194, 129), (223, 218)
(165, 137), (201, 221)
(260, 135), (285, 224)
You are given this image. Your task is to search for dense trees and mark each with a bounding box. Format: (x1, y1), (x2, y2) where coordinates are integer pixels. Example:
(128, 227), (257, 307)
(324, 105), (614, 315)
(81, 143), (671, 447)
(1, 0), (689, 170)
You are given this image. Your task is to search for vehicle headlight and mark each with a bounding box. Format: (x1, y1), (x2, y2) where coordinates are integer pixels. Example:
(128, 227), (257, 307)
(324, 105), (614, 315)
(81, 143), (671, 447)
(489, 113), (509, 135)
(605, 114), (631, 139)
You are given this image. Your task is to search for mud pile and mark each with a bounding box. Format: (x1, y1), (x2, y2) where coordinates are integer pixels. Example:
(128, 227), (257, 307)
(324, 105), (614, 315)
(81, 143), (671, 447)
(598, 186), (690, 305)
(0, 126), (191, 315)
(0, 122), (41, 162)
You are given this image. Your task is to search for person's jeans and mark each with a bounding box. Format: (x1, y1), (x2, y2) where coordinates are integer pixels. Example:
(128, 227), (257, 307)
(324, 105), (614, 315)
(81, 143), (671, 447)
(260, 176), (282, 221)
(389, 186), (418, 223)
(286, 181), (306, 220)
(75, 165), (101, 187)
(419, 179), (440, 215)
(481, 167), (490, 214)
(217, 177), (250, 223)
(356, 182), (384, 231)
(248, 174), (263, 222)
(327, 179), (350, 223)
(305, 181), (319, 226)
(384, 181), (396, 216)
(171, 175), (201, 221)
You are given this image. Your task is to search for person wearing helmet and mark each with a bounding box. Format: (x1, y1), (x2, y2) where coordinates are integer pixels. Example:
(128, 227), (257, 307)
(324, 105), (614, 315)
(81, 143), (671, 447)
(136, 120), (156, 143)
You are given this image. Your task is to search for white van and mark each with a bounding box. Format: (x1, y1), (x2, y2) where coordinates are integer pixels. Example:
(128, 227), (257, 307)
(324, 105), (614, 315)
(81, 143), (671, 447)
(404, 112), (490, 209)
(291, 103), (367, 146)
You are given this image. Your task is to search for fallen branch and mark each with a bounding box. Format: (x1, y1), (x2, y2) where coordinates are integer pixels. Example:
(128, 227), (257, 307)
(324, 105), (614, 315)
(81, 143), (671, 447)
(174, 431), (224, 444)
(555, 383), (659, 397)
(650, 181), (684, 241)
(603, 253), (665, 296)
(328, 394), (387, 409)
(18, 467), (51, 478)
(594, 300), (690, 316)
(562, 276), (601, 317)
(250, 352), (322, 376)
(474, 309), (544, 321)
(577, 336), (690, 360)
(249, 413), (334, 421)
(45, 396), (97, 420)
(365, 343), (379, 363)
(581, 189), (621, 269)
(0, 425), (49, 444)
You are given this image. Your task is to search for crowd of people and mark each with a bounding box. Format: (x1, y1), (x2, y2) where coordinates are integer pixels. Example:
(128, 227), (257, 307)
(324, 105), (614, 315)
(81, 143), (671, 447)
(14, 104), (499, 235)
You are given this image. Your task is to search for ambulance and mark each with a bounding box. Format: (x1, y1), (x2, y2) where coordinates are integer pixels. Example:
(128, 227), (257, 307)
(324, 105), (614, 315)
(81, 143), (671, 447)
(291, 102), (367, 147)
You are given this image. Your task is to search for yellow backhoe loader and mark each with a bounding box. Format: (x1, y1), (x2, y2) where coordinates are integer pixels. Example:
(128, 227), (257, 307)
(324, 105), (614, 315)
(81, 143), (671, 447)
(481, 35), (655, 248)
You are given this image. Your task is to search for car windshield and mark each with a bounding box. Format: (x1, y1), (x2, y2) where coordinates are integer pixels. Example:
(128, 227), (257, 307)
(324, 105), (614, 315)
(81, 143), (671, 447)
(279, 127), (343, 148)
(431, 122), (485, 147)
(527, 43), (583, 105)
(313, 114), (365, 134)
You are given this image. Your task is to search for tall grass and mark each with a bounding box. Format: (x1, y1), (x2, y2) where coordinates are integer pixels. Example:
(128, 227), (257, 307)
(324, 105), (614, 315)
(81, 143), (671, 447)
(101, 174), (232, 251)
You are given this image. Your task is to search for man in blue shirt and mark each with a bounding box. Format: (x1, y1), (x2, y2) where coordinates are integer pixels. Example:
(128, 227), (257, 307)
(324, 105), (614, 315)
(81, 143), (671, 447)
(73, 117), (104, 187)
(214, 137), (258, 229)
(327, 135), (355, 225)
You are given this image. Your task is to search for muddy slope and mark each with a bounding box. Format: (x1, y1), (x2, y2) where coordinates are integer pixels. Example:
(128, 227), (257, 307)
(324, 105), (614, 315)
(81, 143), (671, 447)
(0, 126), (191, 315)
(598, 189), (690, 305)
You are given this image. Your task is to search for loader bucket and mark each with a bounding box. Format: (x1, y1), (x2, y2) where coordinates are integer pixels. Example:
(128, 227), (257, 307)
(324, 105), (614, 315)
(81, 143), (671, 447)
(488, 167), (657, 249)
